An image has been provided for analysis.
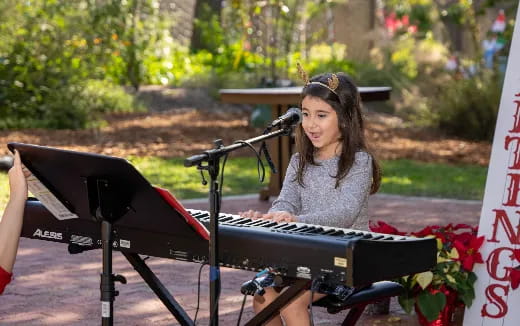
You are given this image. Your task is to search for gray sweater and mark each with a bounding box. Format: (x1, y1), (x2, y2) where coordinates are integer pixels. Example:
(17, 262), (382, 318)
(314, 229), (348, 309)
(269, 152), (372, 230)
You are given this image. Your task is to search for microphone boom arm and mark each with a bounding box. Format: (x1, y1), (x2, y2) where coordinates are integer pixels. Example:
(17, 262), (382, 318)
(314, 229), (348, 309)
(184, 126), (292, 167)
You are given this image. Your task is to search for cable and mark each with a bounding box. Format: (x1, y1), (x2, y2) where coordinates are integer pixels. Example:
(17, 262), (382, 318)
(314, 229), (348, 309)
(218, 153), (228, 210)
(309, 288), (315, 326)
(193, 262), (207, 324)
(260, 141), (276, 175)
(233, 140), (266, 182)
(236, 293), (248, 326)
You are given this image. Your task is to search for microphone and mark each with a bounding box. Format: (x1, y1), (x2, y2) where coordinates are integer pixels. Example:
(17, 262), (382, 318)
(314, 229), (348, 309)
(268, 107), (302, 128)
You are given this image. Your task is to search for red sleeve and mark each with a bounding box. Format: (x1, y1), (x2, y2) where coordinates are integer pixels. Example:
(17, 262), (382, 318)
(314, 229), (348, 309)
(0, 266), (12, 295)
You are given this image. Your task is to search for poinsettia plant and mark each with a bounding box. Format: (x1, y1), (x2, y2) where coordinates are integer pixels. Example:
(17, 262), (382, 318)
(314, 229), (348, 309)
(369, 221), (485, 323)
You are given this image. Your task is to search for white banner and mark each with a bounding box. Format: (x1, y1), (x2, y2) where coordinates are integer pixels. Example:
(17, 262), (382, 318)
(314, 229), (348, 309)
(464, 4), (520, 326)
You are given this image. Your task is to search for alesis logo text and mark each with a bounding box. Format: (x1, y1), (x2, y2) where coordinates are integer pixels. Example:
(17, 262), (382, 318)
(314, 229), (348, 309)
(33, 228), (63, 240)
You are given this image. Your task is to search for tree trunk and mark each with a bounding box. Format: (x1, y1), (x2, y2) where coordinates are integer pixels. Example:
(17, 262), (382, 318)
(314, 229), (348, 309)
(190, 0), (222, 52)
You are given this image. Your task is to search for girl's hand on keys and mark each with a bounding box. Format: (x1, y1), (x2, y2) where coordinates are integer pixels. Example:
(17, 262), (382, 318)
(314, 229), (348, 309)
(238, 210), (264, 219)
(261, 211), (297, 223)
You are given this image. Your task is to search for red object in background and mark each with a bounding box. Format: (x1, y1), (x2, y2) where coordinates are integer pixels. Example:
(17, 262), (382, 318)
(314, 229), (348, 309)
(0, 266), (12, 295)
(492, 9), (506, 33)
(369, 220), (407, 235)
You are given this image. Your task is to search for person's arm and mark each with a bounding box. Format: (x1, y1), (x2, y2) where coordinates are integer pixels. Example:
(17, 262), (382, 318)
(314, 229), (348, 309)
(296, 152), (372, 228)
(0, 150), (28, 274)
(268, 155), (301, 215)
(239, 155), (301, 221)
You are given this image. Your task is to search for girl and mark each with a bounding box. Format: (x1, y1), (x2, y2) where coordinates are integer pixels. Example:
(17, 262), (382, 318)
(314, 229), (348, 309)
(240, 68), (381, 325)
(0, 150), (28, 294)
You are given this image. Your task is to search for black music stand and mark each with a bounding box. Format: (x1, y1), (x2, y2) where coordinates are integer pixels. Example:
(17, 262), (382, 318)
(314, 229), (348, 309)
(9, 142), (208, 326)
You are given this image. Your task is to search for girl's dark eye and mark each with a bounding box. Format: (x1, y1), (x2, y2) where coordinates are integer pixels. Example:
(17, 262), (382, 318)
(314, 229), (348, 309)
(302, 112), (309, 117)
(318, 114), (327, 118)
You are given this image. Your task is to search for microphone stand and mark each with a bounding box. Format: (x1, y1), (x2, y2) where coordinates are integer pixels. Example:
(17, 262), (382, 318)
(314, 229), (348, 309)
(184, 125), (293, 326)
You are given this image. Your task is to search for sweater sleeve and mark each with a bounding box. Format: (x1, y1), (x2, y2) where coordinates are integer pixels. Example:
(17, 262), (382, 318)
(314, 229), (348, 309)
(0, 266), (12, 295)
(297, 152), (372, 228)
(268, 155), (301, 215)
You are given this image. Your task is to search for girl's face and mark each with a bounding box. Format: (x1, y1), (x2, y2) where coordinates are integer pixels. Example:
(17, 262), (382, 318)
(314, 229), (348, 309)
(301, 96), (342, 159)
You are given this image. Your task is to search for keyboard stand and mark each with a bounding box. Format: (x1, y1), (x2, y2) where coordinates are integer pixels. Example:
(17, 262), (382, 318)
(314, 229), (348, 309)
(123, 252), (194, 325)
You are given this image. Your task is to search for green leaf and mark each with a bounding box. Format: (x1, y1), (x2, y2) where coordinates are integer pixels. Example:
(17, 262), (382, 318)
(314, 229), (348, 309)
(416, 271), (434, 289)
(398, 295), (415, 314)
(460, 287), (476, 307)
(417, 291), (446, 322)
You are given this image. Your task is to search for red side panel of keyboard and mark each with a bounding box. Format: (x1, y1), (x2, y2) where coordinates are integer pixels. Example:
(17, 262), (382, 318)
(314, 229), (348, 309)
(154, 186), (210, 241)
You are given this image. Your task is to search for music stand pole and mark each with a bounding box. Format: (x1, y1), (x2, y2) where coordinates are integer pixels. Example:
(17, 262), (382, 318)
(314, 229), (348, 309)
(185, 127), (293, 326)
(101, 220), (115, 326)
(207, 154), (221, 326)
(92, 178), (127, 326)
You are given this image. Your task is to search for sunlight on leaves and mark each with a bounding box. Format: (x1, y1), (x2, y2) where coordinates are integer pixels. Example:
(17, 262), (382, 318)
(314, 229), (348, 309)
(415, 271), (433, 289)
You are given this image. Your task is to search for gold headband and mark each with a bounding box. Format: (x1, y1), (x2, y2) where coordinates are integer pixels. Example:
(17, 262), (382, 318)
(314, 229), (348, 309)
(297, 62), (339, 95)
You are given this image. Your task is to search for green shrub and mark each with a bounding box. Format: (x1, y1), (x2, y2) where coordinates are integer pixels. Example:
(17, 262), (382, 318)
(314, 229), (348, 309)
(431, 70), (501, 141)
(0, 80), (143, 129)
(80, 80), (144, 115)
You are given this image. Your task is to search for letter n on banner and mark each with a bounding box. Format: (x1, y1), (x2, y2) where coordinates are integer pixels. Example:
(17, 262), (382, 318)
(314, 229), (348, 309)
(464, 5), (520, 326)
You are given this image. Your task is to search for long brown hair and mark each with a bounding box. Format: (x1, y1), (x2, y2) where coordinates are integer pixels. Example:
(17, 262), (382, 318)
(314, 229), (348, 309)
(295, 72), (381, 194)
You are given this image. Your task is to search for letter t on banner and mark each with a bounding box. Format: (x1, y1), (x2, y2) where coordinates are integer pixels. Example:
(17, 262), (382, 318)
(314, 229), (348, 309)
(464, 4), (520, 326)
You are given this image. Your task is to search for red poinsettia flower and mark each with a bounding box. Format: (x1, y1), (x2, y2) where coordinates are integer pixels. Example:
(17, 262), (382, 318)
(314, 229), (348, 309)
(453, 232), (474, 245)
(369, 221), (406, 235)
(510, 267), (520, 290)
(454, 236), (485, 271)
(412, 225), (438, 238)
(453, 223), (473, 231)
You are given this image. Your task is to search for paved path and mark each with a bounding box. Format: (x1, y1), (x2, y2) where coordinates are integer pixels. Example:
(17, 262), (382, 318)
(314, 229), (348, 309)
(0, 194), (482, 325)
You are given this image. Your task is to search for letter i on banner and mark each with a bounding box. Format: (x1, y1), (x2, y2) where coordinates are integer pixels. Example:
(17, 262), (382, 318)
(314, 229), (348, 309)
(464, 4), (520, 326)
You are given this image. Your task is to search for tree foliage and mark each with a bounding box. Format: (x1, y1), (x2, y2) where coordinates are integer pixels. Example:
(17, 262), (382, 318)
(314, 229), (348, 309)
(0, 0), (166, 129)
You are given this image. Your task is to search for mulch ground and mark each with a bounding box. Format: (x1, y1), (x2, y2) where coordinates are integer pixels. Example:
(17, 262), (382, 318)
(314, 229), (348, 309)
(0, 86), (491, 166)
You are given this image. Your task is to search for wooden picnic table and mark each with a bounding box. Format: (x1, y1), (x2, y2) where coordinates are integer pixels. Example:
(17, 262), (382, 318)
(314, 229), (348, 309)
(219, 86), (392, 200)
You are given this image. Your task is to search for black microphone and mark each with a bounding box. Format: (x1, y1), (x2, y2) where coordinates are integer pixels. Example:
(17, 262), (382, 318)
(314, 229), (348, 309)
(268, 107), (302, 128)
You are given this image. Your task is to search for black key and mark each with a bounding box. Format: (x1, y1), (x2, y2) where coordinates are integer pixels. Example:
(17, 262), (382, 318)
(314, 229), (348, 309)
(273, 223), (289, 229)
(292, 226), (311, 232)
(330, 230), (345, 236)
(321, 229), (337, 235)
(302, 227), (324, 234)
(218, 216), (234, 222)
(243, 220), (266, 226)
(255, 220), (275, 227)
(262, 222), (278, 228)
(231, 218), (252, 225)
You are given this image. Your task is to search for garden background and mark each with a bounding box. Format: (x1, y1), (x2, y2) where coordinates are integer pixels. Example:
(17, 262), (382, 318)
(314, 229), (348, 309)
(2, 0), (516, 205)
(0, 1), (519, 325)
